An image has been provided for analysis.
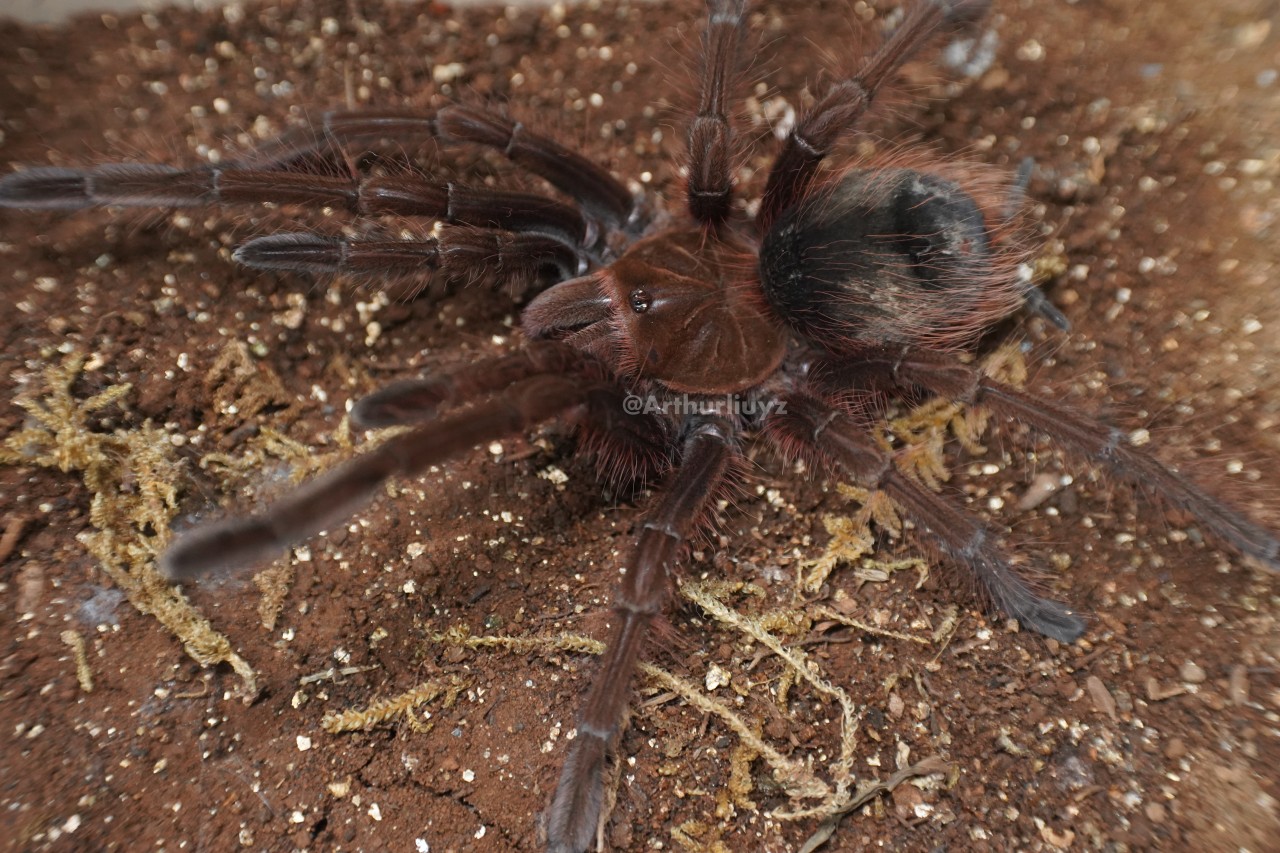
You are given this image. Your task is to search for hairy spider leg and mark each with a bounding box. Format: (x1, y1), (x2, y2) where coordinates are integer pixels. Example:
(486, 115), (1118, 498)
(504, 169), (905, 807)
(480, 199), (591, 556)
(686, 0), (749, 223)
(350, 340), (674, 486)
(757, 0), (952, 229)
(0, 166), (585, 282)
(227, 177), (589, 280)
(430, 105), (635, 228)
(160, 364), (605, 581)
(814, 347), (1280, 571)
(0, 103), (637, 285)
(1002, 157), (1071, 329)
(234, 228), (580, 289)
(0, 104), (632, 223)
(546, 415), (738, 853)
(766, 391), (1086, 641)
(351, 340), (600, 427)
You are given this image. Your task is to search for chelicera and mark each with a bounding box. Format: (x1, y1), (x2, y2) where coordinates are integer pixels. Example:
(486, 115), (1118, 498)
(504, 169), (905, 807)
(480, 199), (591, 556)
(3, 1), (1277, 850)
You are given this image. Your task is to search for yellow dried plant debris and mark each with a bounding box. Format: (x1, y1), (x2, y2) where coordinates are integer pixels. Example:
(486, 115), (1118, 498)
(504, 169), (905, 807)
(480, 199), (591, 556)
(639, 659), (831, 804)
(255, 561), (295, 631)
(659, 578), (953, 829)
(2, 354), (257, 697)
(204, 340), (296, 428)
(981, 341), (1030, 387)
(321, 674), (467, 733)
(802, 514), (875, 594)
(197, 424), (353, 499)
(436, 626), (606, 657)
(681, 580), (859, 818)
(719, 738), (760, 817)
(60, 629), (93, 692)
(1032, 249), (1069, 287)
(432, 620), (828, 813)
(190, 344), (354, 511)
(892, 397), (973, 483)
(800, 482), (907, 594)
(671, 821), (733, 853)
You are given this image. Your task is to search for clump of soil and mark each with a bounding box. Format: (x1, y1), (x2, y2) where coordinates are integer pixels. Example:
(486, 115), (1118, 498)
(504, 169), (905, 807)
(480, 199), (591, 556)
(1, 0), (1277, 851)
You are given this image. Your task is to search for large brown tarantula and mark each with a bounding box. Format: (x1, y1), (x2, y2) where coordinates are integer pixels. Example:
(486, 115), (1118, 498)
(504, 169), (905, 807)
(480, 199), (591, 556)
(4, 0), (1278, 850)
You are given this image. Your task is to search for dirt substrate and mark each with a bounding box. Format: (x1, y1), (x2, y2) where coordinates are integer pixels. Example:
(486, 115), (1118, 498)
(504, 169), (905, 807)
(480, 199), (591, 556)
(2, 0), (1279, 850)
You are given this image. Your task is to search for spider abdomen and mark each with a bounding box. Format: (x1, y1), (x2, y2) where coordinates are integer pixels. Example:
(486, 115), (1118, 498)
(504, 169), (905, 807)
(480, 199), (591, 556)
(759, 166), (1022, 351)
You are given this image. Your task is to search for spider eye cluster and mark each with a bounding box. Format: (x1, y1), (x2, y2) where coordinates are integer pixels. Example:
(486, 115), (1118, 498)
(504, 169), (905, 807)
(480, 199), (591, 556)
(629, 288), (652, 313)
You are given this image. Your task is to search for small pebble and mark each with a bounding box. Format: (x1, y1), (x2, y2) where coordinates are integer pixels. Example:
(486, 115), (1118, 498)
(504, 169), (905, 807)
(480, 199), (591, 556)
(704, 663), (731, 691)
(1180, 661), (1207, 683)
(1228, 665), (1249, 705)
(892, 783), (924, 821)
(1016, 472), (1064, 510)
(1200, 690), (1226, 711)
(1164, 737), (1187, 760)
(1086, 675), (1117, 720)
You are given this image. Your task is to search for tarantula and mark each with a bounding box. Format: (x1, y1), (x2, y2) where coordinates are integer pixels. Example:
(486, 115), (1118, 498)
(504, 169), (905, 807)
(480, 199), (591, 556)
(3, 0), (1277, 850)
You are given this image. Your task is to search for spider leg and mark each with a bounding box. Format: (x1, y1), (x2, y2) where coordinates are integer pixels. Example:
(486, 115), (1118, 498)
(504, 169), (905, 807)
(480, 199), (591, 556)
(1004, 158), (1071, 330)
(686, 0), (748, 223)
(251, 106), (636, 228)
(571, 384), (677, 489)
(234, 226), (580, 286)
(0, 104), (633, 225)
(547, 415), (737, 853)
(766, 391), (1085, 641)
(0, 162), (592, 280)
(160, 364), (604, 581)
(352, 340), (673, 487)
(351, 340), (595, 427)
(757, 0), (955, 228)
(817, 348), (1280, 571)
(1020, 276), (1071, 331)
(431, 105), (635, 228)
(0, 166), (586, 237)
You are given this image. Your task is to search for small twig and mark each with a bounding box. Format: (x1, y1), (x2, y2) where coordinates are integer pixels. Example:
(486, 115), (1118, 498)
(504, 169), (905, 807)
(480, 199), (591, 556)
(810, 604), (932, 645)
(174, 677), (211, 700)
(0, 516), (28, 564)
(797, 756), (950, 853)
(638, 690), (680, 709)
(298, 664), (379, 685)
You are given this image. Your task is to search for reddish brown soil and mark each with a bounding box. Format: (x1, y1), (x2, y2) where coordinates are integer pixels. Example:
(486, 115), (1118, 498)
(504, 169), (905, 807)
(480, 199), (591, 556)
(2, 0), (1278, 851)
